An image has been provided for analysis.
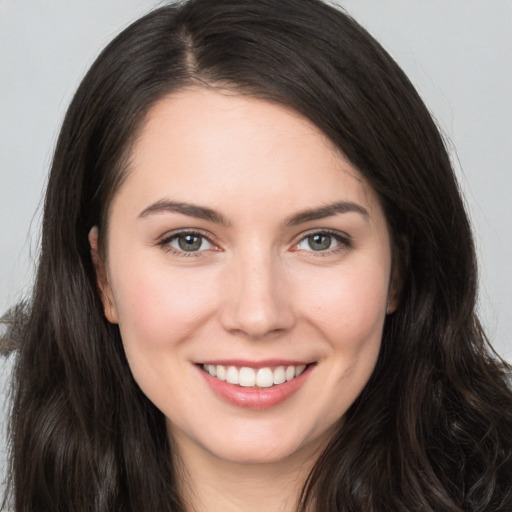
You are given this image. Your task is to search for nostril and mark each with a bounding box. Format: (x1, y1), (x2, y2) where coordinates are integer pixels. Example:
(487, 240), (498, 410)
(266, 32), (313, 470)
(220, 297), (296, 340)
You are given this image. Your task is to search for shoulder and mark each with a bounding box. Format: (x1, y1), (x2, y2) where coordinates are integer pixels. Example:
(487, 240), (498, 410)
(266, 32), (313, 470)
(1, 305), (25, 357)
(1, 354), (14, 507)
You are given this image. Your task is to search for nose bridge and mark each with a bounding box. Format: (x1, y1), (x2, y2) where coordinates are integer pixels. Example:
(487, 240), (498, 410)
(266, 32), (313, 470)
(221, 242), (294, 339)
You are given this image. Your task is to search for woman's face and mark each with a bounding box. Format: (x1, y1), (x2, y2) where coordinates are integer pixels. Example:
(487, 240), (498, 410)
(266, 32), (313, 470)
(92, 88), (396, 467)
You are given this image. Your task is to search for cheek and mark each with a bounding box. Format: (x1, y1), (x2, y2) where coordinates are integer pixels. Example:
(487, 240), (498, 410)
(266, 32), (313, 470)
(297, 261), (390, 346)
(110, 263), (223, 404)
(111, 262), (221, 350)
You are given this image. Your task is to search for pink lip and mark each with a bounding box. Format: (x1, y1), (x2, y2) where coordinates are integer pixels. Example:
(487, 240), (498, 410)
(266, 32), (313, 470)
(197, 362), (314, 410)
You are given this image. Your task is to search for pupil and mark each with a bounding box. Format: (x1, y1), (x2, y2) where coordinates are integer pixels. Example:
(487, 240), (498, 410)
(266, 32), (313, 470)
(178, 234), (202, 251)
(309, 234), (331, 251)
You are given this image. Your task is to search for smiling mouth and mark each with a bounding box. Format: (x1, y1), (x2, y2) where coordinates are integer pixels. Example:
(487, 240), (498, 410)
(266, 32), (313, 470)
(201, 364), (310, 388)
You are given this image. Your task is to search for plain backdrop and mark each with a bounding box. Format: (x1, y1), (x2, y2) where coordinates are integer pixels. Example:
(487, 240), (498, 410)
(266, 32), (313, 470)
(1, 0), (511, 483)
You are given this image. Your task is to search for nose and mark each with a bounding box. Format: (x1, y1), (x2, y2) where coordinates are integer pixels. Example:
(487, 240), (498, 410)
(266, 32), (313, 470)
(220, 247), (296, 340)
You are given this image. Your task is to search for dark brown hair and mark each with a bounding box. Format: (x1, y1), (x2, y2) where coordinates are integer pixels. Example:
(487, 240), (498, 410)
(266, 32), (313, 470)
(3, 0), (511, 510)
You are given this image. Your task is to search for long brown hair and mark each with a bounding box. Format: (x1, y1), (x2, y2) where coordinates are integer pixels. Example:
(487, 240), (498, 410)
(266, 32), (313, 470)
(3, 0), (511, 510)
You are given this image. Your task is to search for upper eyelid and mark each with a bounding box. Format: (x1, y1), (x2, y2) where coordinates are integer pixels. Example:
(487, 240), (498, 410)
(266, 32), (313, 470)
(293, 228), (351, 243)
(157, 230), (218, 257)
(158, 228), (217, 245)
(292, 229), (352, 256)
(156, 227), (351, 250)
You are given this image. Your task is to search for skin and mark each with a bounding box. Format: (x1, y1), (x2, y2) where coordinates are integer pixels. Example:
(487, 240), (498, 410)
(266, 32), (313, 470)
(90, 87), (397, 511)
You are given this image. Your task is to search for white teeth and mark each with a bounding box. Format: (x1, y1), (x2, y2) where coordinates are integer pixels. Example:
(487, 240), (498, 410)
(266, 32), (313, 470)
(273, 366), (286, 385)
(203, 363), (309, 388)
(216, 365), (226, 381)
(239, 367), (256, 387)
(226, 366), (239, 385)
(296, 364), (306, 377)
(256, 368), (274, 388)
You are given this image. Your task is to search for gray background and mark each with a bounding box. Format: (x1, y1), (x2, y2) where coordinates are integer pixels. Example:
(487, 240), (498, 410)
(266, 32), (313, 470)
(1, 0), (511, 488)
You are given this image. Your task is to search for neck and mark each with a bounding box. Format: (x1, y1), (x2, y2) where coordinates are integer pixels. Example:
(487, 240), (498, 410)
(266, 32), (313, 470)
(172, 432), (322, 512)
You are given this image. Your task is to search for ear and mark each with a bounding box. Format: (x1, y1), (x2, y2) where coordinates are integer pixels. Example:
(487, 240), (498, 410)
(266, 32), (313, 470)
(386, 236), (408, 314)
(88, 227), (119, 324)
(386, 270), (400, 314)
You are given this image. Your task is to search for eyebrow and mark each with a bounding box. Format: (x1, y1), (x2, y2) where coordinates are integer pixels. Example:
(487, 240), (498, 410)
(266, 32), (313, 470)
(138, 199), (231, 226)
(138, 199), (369, 226)
(285, 201), (369, 226)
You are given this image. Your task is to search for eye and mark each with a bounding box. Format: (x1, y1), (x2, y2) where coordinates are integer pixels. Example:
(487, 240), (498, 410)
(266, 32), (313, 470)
(161, 232), (214, 253)
(295, 231), (349, 253)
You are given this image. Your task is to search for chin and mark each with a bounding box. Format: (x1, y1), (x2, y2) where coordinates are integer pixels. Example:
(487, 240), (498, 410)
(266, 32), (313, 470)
(171, 415), (336, 468)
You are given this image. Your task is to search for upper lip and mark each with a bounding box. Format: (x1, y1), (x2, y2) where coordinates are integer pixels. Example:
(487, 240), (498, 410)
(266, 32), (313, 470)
(196, 359), (313, 368)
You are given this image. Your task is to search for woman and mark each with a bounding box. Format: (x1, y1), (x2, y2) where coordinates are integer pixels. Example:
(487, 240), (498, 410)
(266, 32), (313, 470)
(2, 0), (511, 510)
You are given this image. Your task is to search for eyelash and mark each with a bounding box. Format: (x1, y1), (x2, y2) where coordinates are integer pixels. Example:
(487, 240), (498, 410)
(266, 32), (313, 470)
(293, 229), (352, 257)
(157, 230), (217, 258)
(157, 229), (351, 257)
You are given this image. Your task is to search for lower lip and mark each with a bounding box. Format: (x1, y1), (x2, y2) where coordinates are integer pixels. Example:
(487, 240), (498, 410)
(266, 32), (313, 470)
(198, 365), (313, 410)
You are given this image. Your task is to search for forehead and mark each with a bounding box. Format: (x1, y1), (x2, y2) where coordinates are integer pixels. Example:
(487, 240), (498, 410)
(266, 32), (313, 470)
(111, 87), (384, 224)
